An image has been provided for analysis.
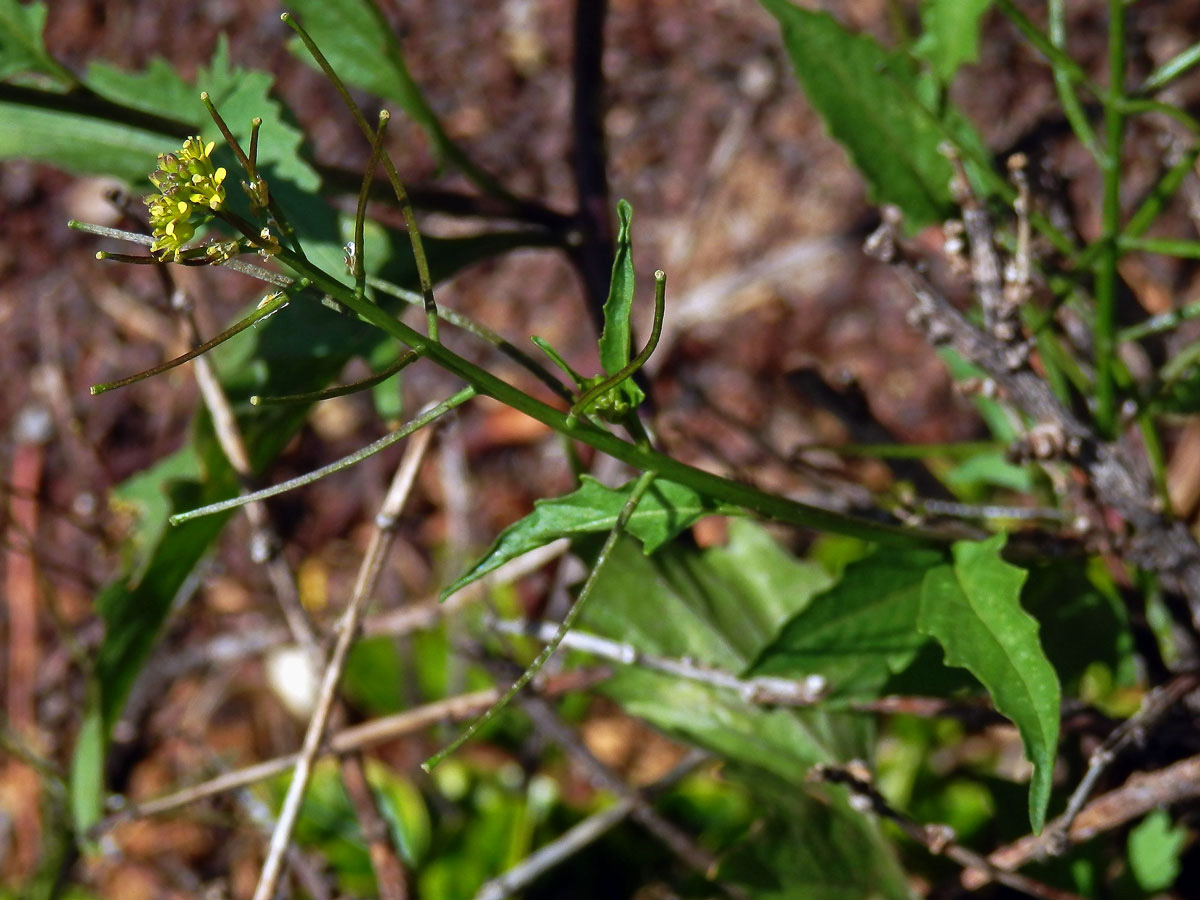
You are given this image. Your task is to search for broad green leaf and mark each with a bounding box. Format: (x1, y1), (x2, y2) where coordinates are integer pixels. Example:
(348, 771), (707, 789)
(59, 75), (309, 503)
(441, 475), (726, 599)
(0, 0), (64, 82)
(914, 0), (994, 84)
(1128, 808), (1185, 892)
(581, 521), (865, 779)
(82, 56), (198, 121)
(758, 0), (954, 228)
(918, 534), (1060, 832)
(0, 98), (175, 181)
(719, 771), (916, 900)
(750, 546), (945, 698)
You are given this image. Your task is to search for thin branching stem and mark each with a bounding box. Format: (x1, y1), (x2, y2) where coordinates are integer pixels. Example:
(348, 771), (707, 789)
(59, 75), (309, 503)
(1048, 0), (1103, 161)
(1094, 0), (1127, 437)
(256, 241), (941, 547)
(355, 110), (391, 300)
(569, 270), (666, 425)
(1120, 297), (1200, 343)
(202, 92), (303, 257)
(1140, 41), (1200, 93)
(367, 277), (574, 403)
(247, 116), (261, 180)
(251, 350), (419, 407)
(282, 12), (439, 341)
(171, 387), (475, 523)
(90, 292), (290, 395)
(423, 468), (658, 770)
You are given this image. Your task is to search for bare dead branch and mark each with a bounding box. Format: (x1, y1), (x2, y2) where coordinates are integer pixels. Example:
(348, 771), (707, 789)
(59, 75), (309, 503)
(967, 751), (1200, 888)
(810, 763), (1087, 900)
(866, 212), (1200, 614)
(252, 429), (432, 900)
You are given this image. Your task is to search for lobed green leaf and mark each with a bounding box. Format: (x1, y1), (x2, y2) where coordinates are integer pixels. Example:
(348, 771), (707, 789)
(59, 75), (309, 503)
(0, 0), (62, 82)
(918, 534), (1060, 832)
(914, 0), (995, 84)
(581, 523), (859, 778)
(750, 546), (946, 697)
(441, 475), (727, 599)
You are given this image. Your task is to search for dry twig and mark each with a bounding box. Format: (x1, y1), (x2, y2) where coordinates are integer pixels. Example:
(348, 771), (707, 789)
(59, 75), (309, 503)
(967, 751), (1200, 888)
(252, 429), (432, 900)
(811, 763), (1086, 900)
(866, 211), (1200, 613)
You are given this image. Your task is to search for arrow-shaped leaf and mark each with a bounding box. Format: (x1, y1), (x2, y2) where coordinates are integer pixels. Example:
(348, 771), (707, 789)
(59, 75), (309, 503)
(918, 534), (1060, 832)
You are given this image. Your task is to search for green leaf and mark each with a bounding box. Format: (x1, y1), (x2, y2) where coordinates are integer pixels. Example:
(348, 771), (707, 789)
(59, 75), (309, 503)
(592, 198), (645, 414)
(758, 0), (955, 228)
(442, 475), (725, 599)
(918, 534), (1060, 832)
(719, 772), (916, 900)
(750, 546), (945, 698)
(365, 761), (432, 867)
(1127, 808), (1185, 892)
(599, 199), (636, 375)
(368, 339), (406, 423)
(0, 98), (177, 181)
(0, 0), (64, 82)
(914, 0), (994, 84)
(580, 522), (867, 780)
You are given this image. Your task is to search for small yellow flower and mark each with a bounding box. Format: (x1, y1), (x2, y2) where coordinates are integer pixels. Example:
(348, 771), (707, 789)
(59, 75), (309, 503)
(145, 135), (227, 261)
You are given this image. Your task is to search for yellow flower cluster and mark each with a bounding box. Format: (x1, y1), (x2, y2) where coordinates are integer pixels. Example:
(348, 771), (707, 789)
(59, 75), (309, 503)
(145, 137), (227, 261)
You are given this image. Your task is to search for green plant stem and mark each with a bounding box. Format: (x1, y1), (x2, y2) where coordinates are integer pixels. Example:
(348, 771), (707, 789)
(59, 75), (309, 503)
(171, 386), (475, 523)
(568, 269), (666, 426)
(282, 12), (439, 342)
(995, 1), (1095, 89)
(266, 246), (941, 548)
(1094, 0), (1127, 438)
(201, 92), (304, 259)
(354, 110), (390, 300)
(795, 441), (1001, 460)
(1118, 235), (1200, 259)
(1123, 143), (1200, 239)
(1140, 41), (1200, 93)
(251, 350), (419, 406)
(995, 2), (1200, 136)
(368, 277), (574, 404)
(422, 468), (659, 771)
(89, 292), (290, 395)
(1048, 0), (1103, 160)
(1119, 298), (1200, 343)
(1116, 97), (1200, 135)
(1138, 412), (1171, 510)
